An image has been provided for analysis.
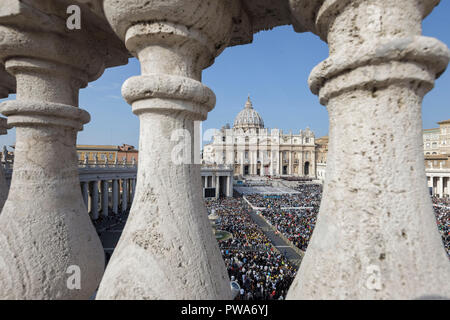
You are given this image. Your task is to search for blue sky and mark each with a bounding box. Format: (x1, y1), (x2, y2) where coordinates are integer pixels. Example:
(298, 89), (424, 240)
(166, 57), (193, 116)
(1, 2), (449, 148)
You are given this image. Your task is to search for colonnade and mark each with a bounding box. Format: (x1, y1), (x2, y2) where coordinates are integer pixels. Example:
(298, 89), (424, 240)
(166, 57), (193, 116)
(80, 177), (136, 219)
(0, 0), (448, 300)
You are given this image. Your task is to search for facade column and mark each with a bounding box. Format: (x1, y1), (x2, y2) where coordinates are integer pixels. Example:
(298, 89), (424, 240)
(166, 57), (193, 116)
(101, 180), (109, 217)
(269, 151), (273, 176)
(260, 155), (265, 177)
(289, 151), (293, 175)
(91, 181), (99, 220)
(112, 179), (119, 215)
(253, 151), (258, 175)
(81, 181), (89, 211)
(279, 152), (283, 175)
(299, 151), (304, 176)
(0, 11), (110, 298)
(288, 0), (450, 299)
(97, 0), (233, 299)
(121, 179), (128, 214)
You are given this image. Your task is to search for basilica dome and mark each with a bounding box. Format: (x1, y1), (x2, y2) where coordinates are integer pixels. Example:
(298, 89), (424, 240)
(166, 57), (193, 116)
(233, 96), (264, 131)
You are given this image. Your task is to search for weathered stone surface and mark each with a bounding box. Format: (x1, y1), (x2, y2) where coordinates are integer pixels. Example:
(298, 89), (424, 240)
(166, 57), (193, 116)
(287, 0), (450, 299)
(96, 0), (233, 300)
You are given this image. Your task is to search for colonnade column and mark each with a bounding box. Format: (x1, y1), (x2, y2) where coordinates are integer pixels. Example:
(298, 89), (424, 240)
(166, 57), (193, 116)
(240, 151), (245, 175)
(0, 16), (106, 298)
(90, 181), (99, 220)
(288, 0), (450, 299)
(101, 180), (109, 217)
(289, 151), (293, 175)
(97, 0), (233, 299)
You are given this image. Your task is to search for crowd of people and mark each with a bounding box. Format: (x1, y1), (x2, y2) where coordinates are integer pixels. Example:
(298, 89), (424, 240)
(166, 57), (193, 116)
(245, 184), (322, 209)
(245, 184), (322, 252)
(205, 198), (297, 300)
(432, 196), (450, 257)
(261, 209), (317, 251)
(245, 186), (450, 257)
(203, 187), (450, 300)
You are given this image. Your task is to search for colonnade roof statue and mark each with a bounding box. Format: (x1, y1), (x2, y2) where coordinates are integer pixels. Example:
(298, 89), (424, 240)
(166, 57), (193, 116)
(0, 0), (448, 300)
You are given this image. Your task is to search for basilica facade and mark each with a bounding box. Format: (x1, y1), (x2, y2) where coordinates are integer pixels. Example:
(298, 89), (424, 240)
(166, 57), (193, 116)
(203, 97), (318, 178)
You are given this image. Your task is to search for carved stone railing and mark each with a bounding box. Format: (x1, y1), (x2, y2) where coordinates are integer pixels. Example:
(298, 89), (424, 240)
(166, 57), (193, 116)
(0, 0), (447, 301)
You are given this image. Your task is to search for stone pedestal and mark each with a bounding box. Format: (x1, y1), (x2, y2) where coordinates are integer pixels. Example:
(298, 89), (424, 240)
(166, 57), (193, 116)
(96, 0), (233, 299)
(288, 0), (450, 299)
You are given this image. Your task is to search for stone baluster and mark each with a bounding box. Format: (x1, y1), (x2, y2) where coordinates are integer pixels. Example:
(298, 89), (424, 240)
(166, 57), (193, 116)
(0, 118), (8, 211)
(0, 3), (124, 299)
(288, 0), (450, 299)
(97, 0), (234, 299)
